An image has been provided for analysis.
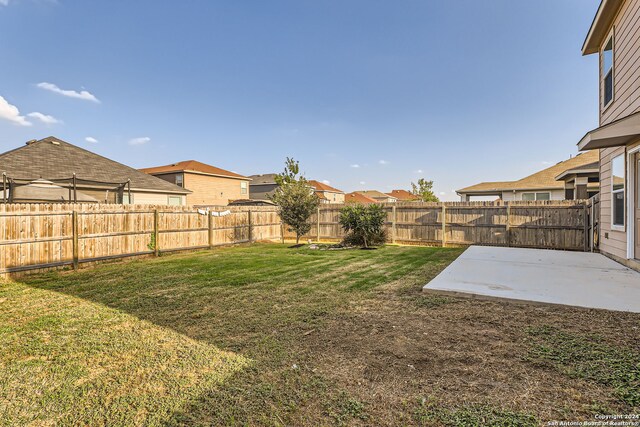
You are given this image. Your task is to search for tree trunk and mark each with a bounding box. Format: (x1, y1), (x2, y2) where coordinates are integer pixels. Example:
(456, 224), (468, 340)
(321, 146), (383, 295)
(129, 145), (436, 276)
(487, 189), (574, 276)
(296, 234), (300, 245)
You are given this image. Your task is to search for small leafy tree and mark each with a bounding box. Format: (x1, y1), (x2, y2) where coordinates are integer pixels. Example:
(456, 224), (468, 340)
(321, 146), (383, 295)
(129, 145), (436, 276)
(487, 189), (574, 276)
(270, 158), (320, 245)
(339, 204), (387, 248)
(411, 178), (440, 202)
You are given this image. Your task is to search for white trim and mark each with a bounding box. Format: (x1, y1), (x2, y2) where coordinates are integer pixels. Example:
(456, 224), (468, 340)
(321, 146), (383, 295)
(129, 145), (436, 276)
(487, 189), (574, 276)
(627, 145), (640, 259)
(611, 153), (625, 232)
(601, 31), (615, 112)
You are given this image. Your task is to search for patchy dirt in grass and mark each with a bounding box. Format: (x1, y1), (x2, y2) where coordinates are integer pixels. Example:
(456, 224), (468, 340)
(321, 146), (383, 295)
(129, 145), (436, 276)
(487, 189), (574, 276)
(12, 244), (640, 426)
(298, 284), (640, 424)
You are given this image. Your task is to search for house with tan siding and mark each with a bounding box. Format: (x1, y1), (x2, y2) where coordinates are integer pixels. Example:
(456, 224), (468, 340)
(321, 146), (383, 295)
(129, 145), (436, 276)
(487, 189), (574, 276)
(457, 151), (600, 201)
(386, 189), (419, 201)
(577, 0), (640, 270)
(354, 190), (398, 203)
(308, 180), (345, 204)
(140, 160), (250, 206)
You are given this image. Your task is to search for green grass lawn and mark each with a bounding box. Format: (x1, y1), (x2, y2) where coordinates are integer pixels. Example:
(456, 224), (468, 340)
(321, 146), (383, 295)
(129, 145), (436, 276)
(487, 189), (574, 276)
(1, 244), (638, 426)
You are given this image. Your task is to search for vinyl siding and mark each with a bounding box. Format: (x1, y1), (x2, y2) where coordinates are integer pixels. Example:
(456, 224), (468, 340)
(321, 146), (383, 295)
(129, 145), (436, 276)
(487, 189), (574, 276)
(131, 192), (185, 205)
(597, 0), (640, 259)
(319, 191), (346, 203)
(183, 172), (250, 206)
(501, 189), (565, 201)
(600, 0), (640, 125)
(250, 183), (278, 200)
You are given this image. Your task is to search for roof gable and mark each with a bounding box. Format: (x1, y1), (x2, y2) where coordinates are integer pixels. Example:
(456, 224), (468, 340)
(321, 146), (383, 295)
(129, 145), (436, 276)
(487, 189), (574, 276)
(386, 189), (417, 200)
(0, 136), (189, 194)
(457, 151), (599, 194)
(308, 180), (344, 193)
(140, 160), (248, 180)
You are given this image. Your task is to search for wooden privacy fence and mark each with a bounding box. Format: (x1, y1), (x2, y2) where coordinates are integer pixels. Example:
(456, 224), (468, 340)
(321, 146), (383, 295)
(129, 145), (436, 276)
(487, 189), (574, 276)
(0, 203), (281, 277)
(284, 201), (591, 251)
(1, 200), (592, 277)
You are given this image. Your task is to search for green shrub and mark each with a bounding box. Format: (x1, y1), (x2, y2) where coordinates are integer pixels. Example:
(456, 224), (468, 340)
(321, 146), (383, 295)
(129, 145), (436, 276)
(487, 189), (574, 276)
(339, 204), (387, 248)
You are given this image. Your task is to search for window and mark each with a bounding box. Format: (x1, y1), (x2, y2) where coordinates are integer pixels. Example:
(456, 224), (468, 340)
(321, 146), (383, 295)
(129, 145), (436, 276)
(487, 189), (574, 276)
(122, 193), (133, 204)
(612, 155), (625, 227)
(175, 174), (183, 187)
(240, 181), (248, 195)
(522, 192), (550, 201)
(602, 35), (614, 107)
(168, 196), (182, 206)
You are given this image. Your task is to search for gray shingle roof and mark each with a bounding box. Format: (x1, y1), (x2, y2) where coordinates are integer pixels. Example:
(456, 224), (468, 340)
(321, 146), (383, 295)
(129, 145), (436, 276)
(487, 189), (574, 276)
(248, 173), (278, 185)
(0, 136), (189, 194)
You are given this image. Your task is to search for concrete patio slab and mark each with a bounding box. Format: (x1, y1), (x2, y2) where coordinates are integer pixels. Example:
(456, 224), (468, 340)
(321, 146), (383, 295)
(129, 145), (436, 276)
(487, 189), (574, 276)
(423, 246), (640, 313)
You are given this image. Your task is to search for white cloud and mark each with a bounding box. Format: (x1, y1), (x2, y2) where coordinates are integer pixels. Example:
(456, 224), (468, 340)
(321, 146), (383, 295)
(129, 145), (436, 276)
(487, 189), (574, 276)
(414, 169), (423, 174)
(27, 112), (61, 124)
(378, 160), (389, 165)
(350, 164), (360, 168)
(0, 96), (32, 126)
(439, 191), (446, 196)
(359, 181), (366, 185)
(0, 0), (9, 6)
(37, 82), (100, 103)
(321, 180), (331, 185)
(129, 136), (151, 145)
(85, 136), (98, 143)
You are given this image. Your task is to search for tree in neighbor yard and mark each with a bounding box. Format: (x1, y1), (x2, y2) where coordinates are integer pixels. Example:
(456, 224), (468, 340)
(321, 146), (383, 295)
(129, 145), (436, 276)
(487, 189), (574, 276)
(339, 203), (387, 248)
(411, 178), (440, 202)
(270, 157), (320, 245)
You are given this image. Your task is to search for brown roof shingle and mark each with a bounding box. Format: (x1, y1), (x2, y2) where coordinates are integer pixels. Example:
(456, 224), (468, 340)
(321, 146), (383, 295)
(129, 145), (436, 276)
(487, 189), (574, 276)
(457, 151), (600, 194)
(308, 180), (344, 193)
(140, 160), (249, 180)
(0, 136), (189, 194)
(344, 192), (377, 204)
(386, 189), (418, 201)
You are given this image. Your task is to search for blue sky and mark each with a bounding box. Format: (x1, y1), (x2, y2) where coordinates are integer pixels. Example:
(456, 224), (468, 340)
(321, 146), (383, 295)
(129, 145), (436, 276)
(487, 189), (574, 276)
(0, 0), (600, 200)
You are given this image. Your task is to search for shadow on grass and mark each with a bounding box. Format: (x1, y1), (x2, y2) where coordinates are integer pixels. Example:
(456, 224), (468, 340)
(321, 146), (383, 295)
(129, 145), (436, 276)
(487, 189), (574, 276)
(14, 243), (464, 425)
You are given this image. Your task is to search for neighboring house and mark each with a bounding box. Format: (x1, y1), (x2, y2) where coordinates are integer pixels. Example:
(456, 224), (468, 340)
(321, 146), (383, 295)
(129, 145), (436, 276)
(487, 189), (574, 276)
(386, 189), (419, 201)
(577, 0), (640, 268)
(228, 199), (276, 207)
(344, 192), (378, 204)
(456, 151), (600, 201)
(0, 136), (189, 204)
(140, 160), (250, 206)
(248, 173), (279, 200)
(354, 190), (398, 203)
(308, 180), (345, 203)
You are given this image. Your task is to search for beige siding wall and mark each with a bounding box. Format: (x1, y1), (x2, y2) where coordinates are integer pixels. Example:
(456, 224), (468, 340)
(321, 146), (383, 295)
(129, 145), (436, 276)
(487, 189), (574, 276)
(132, 192), (185, 205)
(152, 172), (184, 188)
(321, 191), (345, 203)
(600, 0), (640, 126)
(501, 189), (565, 201)
(598, 0), (640, 259)
(184, 173), (250, 206)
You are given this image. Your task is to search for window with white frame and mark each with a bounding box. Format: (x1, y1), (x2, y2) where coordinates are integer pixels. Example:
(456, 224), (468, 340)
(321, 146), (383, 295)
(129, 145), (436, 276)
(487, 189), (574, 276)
(602, 35), (614, 107)
(122, 193), (133, 204)
(168, 196), (182, 206)
(612, 155), (624, 227)
(175, 174), (183, 187)
(240, 181), (248, 194)
(522, 192), (550, 201)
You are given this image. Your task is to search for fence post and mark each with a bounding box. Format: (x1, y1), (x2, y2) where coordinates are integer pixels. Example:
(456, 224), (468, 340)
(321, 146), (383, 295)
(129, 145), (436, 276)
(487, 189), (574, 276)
(392, 205), (397, 244)
(584, 203), (589, 253)
(72, 210), (79, 270)
(441, 204), (446, 247)
(280, 220), (285, 244)
(208, 212), (214, 249)
(317, 206), (321, 242)
(153, 209), (160, 256)
(506, 203), (511, 247)
(248, 210), (253, 243)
